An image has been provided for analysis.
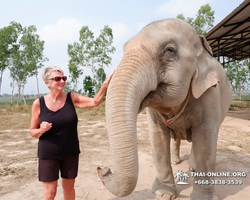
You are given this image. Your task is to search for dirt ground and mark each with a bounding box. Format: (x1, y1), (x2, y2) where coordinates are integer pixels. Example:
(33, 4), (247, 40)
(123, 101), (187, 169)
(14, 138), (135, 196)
(0, 109), (250, 200)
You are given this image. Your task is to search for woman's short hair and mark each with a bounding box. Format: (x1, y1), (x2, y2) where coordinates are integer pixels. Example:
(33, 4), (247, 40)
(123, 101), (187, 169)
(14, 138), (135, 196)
(41, 66), (64, 81)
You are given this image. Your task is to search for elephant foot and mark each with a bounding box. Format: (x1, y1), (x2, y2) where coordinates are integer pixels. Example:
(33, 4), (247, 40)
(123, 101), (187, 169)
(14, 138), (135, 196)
(171, 156), (181, 165)
(155, 190), (176, 200)
(171, 160), (181, 165)
(189, 167), (195, 172)
(188, 157), (196, 172)
(152, 178), (177, 200)
(190, 190), (218, 200)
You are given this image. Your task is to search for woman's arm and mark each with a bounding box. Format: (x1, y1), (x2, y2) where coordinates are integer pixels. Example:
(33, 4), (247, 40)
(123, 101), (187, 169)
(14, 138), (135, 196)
(72, 71), (115, 109)
(29, 99), (52, 138)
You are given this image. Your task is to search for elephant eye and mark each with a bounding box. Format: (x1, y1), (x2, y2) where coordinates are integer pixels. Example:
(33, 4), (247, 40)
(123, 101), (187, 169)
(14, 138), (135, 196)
(166, 47), (175, 53)
(164, 46), (177, 62)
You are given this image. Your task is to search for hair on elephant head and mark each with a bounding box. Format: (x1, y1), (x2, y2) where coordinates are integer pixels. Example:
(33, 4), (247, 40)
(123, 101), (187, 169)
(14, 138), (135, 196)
(97, 18), (232, 200)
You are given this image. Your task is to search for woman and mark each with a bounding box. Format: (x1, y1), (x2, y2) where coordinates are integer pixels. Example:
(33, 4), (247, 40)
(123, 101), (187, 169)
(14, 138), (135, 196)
(30, 66), (114, 200)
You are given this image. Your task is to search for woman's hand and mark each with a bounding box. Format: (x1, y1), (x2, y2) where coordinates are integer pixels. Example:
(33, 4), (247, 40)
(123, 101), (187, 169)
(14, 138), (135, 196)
(40, 121), (52, 134)
(104, 70), (115, 86)
(71, 70), (116, 109)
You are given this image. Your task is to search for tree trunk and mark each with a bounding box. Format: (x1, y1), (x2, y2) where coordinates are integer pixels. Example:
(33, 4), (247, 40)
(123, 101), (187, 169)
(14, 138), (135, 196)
(17, 83), (21, 105)
(237, 85), (241, 99)
(21, 84), (26, 105)
(75, 78), (77, 92)
(101, 63), (104, 84)
(91, 58), (97, 94)
(11, 80), (15, 104)
(0, 69), (3, 95)
(35, 72), (40, 98)
(239, 85), (241, 100)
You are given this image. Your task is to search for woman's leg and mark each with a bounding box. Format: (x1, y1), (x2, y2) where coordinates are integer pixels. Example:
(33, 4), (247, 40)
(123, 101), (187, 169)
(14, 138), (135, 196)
(39, 158), (60, 200)
(60, 155), (79, 200)
(43, 180), (58, 200)
(62, 178), (75, 200)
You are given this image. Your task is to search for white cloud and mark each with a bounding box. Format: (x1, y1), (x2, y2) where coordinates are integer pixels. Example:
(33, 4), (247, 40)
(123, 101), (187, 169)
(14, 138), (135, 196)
(37, 18), (83, 46)
(37, 18), (85, 75)
(156, 0), (212, 18)
(110, 22), (134, 46)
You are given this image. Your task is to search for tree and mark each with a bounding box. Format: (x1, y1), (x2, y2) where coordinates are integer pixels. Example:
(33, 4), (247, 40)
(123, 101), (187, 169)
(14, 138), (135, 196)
(19, 25), (48, 98)
(68, 25), (115, 94)
(68, 26), (98, 92)
(68, 42), (83, 91)
(80, 26), (100, 93)
(10, 82), (15, 104)
(96, 25), (116, 87)
(0, 21), (22, 94)
(224, 59), (250, 99)
(177, 4), (215, 35)
(63, 81), (74, 93)
(83, 76), (94, 97)
(95, 68), (106, 91)
(9, 49), (28, 105)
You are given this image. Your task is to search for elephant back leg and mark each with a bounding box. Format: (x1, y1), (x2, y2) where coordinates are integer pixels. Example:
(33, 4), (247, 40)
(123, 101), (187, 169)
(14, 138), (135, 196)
(189, 145), (196, 172)
(146, 108), (176, 200)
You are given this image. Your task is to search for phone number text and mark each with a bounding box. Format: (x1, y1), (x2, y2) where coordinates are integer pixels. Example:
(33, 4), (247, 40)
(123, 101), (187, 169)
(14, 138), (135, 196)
(194, 179), (243, 185)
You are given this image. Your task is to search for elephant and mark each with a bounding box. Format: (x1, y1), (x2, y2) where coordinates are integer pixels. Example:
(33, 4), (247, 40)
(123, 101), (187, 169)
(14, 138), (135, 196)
(97, 18), (232, 200)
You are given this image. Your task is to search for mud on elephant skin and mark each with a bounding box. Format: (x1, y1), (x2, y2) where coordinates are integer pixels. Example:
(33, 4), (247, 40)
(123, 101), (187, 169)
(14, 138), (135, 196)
(97, 18), (232, 200)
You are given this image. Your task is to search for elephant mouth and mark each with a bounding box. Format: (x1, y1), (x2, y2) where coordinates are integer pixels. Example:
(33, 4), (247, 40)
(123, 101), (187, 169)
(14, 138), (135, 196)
(156, 85), (191, 126)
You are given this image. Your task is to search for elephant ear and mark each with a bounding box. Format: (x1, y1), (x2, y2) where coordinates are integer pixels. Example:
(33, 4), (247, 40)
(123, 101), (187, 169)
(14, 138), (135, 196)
(191, 35), (219, 99)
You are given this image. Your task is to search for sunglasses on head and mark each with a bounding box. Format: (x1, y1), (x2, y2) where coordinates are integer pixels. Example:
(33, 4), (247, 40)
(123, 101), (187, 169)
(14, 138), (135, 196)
(49, 76), (67, 82)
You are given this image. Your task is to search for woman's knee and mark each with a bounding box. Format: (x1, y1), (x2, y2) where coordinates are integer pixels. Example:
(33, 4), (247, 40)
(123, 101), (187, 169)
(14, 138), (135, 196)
(43, 181), (57, 200)
(62, 178), (75, 191)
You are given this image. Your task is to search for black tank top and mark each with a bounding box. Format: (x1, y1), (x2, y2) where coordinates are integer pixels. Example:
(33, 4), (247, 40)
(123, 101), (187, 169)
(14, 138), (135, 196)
(38, 92), (80, 159)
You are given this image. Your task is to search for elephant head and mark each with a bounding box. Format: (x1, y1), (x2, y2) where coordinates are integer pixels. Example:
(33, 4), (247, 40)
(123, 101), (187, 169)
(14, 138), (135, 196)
(97, 18), (219, 197)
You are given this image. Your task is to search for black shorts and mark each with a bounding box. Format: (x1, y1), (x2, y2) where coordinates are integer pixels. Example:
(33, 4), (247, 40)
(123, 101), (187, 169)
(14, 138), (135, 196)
(38, 155), (79, 182)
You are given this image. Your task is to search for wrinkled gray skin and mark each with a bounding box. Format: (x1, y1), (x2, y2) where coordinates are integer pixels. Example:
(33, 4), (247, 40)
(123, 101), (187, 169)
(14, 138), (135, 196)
(97, 18), (232, 200)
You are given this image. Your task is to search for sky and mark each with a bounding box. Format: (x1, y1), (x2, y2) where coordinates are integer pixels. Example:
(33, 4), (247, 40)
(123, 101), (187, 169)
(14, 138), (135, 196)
(0, 0), (245, 95)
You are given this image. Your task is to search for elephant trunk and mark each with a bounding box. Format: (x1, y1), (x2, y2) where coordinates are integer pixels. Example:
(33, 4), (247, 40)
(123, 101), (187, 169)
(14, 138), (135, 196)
(97, 55), (157, 197)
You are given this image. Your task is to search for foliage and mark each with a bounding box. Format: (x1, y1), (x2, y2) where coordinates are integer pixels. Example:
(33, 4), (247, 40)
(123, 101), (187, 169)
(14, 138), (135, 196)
(83, 75), (95, 97)
(19, 25), (48, 97)
(0, 21), (47, 104)
(63, 80), (82, 94)
(0, 21), (22, 94)
(67, 42), (83, 91)
(7, 24), (47, 104)
(177, 4), (215, 35)
(67, 25), (115, 94)
(177, 4), (250, 97)
(224, 59), (250, 98)
(63, 81), (74, 93)
(9, 49), (28, 105)
(96, 68), (106, 91)
(68, 26), (96, 92)
(95, 25), (115, 89)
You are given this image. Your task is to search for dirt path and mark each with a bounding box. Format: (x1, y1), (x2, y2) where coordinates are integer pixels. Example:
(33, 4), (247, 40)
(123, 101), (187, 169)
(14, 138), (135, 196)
(0, 111), (250, 200)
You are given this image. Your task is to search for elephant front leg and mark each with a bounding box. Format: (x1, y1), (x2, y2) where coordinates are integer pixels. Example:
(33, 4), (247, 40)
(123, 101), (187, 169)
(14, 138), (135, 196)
(146, 108), (176, 200)
(190, 125), (219, 200)
(171, 139), (181, 165)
